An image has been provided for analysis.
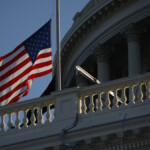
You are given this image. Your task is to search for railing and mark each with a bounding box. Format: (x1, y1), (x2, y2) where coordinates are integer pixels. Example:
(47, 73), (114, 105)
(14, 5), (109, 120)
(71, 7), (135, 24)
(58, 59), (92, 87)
(0, 95), (55, 132)
(0, 73), (150, 147)
(79, 73), (150, 115)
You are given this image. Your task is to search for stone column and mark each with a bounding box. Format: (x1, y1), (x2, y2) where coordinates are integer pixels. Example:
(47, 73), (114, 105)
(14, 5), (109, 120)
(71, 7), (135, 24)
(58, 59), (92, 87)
(95, 44), (110, 82)
(125, 23), (141, 76)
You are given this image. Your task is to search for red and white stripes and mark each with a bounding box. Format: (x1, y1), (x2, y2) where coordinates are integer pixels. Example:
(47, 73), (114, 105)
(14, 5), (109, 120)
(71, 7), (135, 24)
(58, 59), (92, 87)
(0, 44), (52, 106)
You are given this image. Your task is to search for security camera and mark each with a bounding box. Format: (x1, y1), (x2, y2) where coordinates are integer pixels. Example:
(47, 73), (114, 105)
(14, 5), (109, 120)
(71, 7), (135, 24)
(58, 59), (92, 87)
(76, 65), (100, 84)
(76, 65), (114, 96)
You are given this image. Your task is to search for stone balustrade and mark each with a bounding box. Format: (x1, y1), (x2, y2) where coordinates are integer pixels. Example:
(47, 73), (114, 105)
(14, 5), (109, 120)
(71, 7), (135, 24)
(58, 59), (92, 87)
(0, 95), (55, 132)
(0, 73), (150, 148)
(79, 73), (150, 115)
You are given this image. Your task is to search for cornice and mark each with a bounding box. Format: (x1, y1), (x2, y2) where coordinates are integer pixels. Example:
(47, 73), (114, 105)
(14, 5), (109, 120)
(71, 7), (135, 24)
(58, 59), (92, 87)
(1, 112), (150, 149)
(61, 0), (113, 49)
(53, 0), (120, 75)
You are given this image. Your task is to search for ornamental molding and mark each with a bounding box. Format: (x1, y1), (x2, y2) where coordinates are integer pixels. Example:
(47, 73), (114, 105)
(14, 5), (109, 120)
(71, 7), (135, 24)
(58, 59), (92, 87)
(62, 0), (113, 48)
(124, 23), (140, 42)
(63, 2), (150, 87)
(53, 0), (117, 75)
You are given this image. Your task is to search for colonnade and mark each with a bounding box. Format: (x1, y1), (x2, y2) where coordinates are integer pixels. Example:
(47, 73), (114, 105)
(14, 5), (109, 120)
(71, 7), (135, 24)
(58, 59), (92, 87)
(76, 23), (141, 86)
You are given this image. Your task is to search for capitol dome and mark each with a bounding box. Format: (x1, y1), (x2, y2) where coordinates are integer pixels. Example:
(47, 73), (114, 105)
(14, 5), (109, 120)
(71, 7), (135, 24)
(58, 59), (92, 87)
(43, 0), (150, 94)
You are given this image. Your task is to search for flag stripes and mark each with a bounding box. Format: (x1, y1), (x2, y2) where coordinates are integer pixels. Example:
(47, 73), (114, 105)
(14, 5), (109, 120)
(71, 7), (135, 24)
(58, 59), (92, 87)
(0, 20), (52, 106)
(0, 45), (52, 106)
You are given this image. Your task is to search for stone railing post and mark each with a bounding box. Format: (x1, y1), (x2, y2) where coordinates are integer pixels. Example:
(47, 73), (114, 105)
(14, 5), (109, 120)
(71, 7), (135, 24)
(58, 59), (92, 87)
(54, 88), (78, 121)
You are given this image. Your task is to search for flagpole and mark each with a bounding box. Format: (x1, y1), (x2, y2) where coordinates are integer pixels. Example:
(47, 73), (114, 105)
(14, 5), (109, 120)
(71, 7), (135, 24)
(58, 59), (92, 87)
(56, 0), (61, 91)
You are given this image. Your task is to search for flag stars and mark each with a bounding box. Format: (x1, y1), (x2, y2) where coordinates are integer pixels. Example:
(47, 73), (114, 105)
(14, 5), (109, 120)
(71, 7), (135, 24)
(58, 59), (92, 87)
(24, 21), (50, 63)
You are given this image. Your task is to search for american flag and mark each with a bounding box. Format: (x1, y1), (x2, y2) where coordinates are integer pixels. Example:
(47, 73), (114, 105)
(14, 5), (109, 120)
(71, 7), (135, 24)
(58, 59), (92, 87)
(0, 20), (52, 106)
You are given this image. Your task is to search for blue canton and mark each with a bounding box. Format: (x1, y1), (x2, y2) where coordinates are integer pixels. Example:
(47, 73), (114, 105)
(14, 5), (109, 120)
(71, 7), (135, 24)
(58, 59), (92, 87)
(24, 20), (51, 64)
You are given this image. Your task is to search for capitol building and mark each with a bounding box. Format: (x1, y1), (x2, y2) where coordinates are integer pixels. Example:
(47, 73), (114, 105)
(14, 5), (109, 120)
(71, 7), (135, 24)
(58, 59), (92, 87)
(0, 0), (150, 149)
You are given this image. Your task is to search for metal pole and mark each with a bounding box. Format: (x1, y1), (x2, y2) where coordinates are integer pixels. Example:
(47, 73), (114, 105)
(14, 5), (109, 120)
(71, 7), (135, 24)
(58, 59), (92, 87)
(56, 0), (61, 91)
